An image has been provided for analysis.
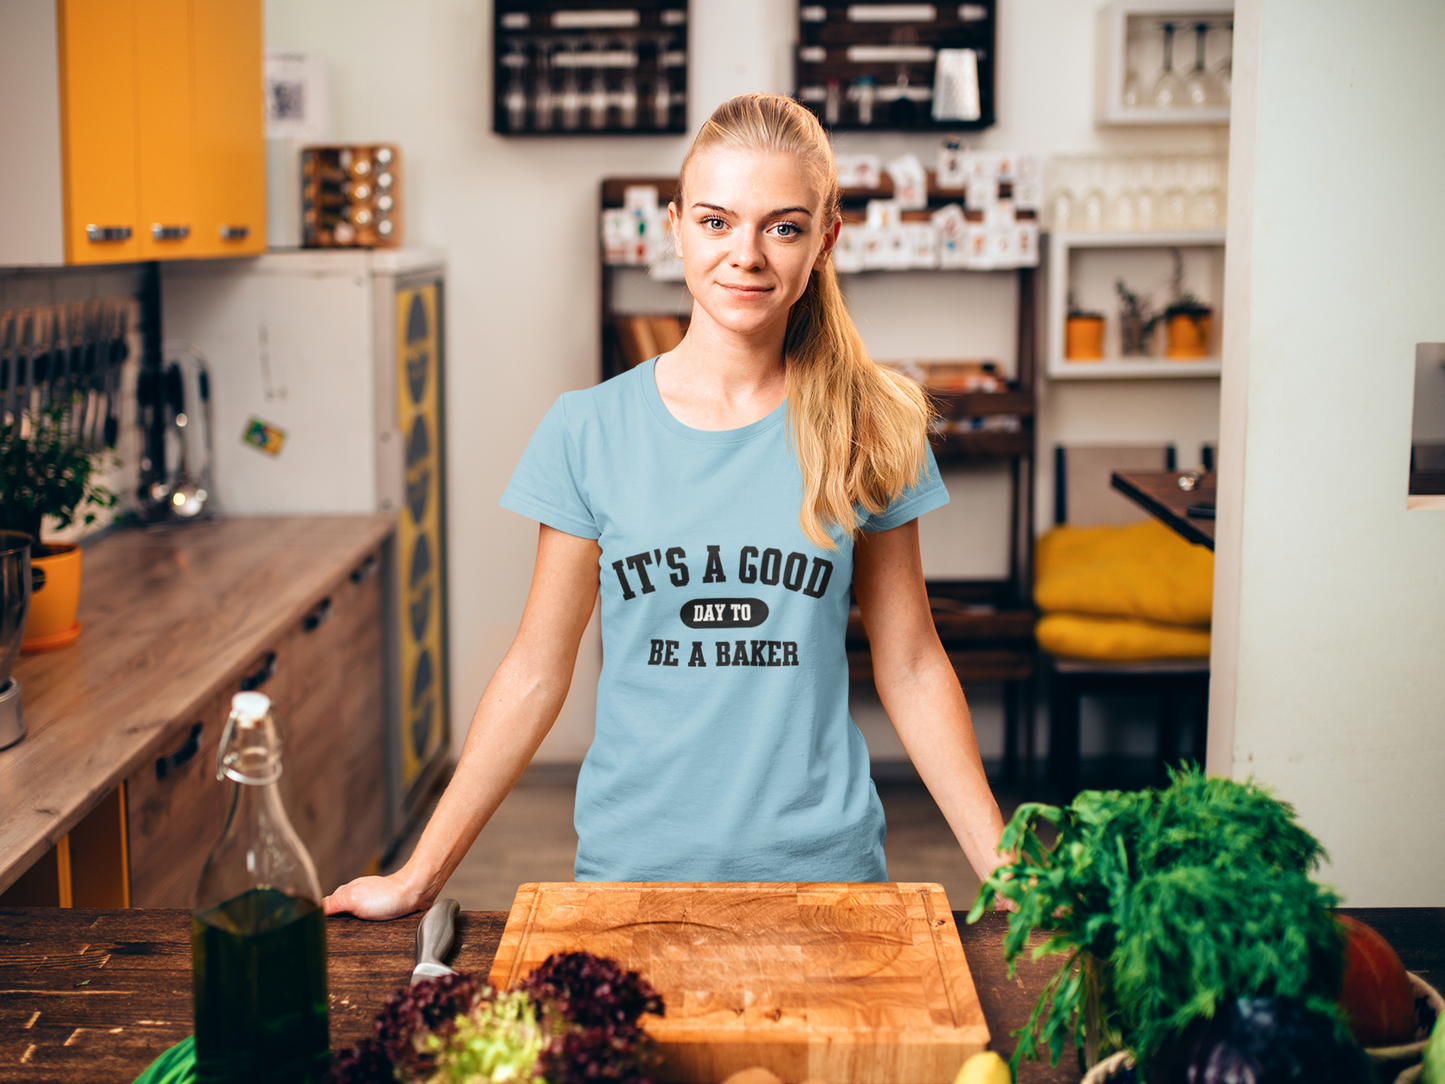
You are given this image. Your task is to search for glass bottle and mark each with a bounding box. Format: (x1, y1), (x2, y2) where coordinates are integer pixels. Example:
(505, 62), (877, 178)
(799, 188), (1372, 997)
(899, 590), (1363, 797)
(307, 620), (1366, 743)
(192, 692), (329, 1084)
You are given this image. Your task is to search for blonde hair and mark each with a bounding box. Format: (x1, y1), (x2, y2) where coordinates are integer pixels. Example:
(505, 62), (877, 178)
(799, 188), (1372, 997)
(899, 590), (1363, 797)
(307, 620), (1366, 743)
(680, 93), (932, 550)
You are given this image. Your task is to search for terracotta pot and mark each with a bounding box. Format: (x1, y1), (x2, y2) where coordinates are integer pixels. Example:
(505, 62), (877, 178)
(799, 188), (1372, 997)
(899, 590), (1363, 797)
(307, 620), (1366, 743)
(1166, 311), (1212, 359)
(22, 542), (82, 652)
(1066, 315), (1106, 360)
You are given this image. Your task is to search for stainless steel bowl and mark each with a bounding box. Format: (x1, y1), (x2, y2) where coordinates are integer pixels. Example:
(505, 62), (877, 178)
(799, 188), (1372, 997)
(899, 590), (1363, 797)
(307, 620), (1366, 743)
(0, 531), (32, 689)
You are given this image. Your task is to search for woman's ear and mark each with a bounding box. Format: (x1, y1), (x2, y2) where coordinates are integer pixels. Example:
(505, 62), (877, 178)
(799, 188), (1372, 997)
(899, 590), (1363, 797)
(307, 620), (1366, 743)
(668, 201), (683, 257)
(814, 216), (842, 270)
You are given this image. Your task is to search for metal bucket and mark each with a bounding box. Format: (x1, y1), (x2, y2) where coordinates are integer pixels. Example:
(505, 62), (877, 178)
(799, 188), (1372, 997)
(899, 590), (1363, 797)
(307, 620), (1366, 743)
(0, 531), (31, 689)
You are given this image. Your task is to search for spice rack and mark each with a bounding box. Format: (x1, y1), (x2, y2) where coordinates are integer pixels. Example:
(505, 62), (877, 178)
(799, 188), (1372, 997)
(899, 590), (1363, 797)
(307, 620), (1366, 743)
(493, 1), (688, 135)
(795, 1), (996, 132)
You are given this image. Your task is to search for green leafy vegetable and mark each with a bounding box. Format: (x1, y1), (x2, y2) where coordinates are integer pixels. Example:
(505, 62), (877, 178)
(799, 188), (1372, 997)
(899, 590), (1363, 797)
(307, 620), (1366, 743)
(967, 766), (1346, 1076)
(426, 989), (547, 1084)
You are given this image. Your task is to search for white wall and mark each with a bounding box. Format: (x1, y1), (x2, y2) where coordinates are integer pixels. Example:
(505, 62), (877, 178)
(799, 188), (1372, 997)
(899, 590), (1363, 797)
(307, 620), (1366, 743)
(1211, 0), (1445, 905)
(264, 0), (1227, 765)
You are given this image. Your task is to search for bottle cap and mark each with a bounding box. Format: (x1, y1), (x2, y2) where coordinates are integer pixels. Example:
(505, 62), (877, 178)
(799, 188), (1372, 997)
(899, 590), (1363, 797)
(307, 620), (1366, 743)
(231, 691), (271, 723)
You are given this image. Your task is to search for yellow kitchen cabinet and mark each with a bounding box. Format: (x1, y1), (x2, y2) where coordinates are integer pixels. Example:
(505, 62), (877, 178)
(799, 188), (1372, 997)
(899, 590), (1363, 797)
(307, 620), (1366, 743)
(0, 0), (265, 266)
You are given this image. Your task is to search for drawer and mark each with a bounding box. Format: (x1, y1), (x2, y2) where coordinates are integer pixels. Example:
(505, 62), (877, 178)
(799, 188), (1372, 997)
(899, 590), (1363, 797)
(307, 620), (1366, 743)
(125, 692), (232, 908)
(275, 549), (387, 895)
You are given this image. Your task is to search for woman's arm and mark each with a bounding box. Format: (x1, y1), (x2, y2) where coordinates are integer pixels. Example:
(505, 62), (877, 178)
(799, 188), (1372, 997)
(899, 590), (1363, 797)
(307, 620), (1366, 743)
(324, 524), (602, 919)
(852, 520), (1008, 884)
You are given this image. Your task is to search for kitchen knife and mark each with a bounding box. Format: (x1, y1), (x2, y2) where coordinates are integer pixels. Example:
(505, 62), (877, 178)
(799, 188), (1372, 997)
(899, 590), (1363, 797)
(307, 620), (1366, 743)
(412, 897), (461, 985)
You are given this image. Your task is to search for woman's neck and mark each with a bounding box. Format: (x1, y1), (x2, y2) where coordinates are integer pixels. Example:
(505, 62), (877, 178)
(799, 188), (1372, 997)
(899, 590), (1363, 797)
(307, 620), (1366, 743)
(654, 308), (788, 432)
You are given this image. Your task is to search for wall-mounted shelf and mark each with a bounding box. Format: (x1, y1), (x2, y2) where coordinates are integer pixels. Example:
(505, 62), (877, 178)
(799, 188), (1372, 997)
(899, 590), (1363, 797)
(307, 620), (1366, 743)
(493, 1), (688, 135)
(1095, 0), (1233, 127)
(1046, 229), (1226, 380)
(795, 0), (997, 133)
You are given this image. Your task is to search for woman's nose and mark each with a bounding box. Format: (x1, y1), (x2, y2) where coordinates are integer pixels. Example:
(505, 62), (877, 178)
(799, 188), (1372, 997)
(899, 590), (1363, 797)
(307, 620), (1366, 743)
(729, 230), (765, 271)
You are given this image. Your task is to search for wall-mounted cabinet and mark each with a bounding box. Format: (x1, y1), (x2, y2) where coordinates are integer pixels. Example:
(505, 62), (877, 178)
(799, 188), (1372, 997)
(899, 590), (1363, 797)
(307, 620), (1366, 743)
(1095, 0), (1233, 126)
(0, 0), (266, 267)
(1046, 229), (1225, 380)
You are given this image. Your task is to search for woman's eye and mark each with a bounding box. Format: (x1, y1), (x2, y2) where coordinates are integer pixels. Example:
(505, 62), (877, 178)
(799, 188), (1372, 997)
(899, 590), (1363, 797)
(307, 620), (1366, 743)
(701, 217), (726, 230)
(773, 222), (800, 237)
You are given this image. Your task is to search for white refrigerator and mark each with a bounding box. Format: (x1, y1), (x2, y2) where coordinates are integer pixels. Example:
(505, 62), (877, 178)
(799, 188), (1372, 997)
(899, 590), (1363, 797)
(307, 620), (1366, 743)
(162, 249), (449, 846)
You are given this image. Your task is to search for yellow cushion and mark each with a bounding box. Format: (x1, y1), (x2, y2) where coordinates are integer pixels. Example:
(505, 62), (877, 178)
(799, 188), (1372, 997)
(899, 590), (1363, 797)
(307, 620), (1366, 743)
(1037, 612), (1211, 661)
(1034, 520), (1214, 626)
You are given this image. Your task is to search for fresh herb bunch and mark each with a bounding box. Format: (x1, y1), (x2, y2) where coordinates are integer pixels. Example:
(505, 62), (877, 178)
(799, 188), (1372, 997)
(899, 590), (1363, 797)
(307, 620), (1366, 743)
(0, 396), (118, 555)
(328, 951), (665, 1084)
(967, 766), (1346, 1077)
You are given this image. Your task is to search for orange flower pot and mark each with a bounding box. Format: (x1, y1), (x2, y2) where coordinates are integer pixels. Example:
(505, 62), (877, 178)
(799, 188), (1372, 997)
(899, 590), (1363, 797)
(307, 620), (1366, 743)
(1165, 311), (1212, 359)
(22, 543), (82, 652)
(1065, 315), (1105, 360)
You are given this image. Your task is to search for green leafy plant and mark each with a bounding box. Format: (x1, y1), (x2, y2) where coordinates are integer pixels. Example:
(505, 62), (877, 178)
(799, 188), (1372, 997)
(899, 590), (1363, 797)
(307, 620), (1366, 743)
(0, 397), (118, 556)
(967, 766), (1347, 1078)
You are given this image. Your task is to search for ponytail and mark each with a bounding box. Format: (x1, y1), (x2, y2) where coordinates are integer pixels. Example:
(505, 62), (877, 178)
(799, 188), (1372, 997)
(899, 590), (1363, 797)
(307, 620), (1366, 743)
(682, 94), (932, 549)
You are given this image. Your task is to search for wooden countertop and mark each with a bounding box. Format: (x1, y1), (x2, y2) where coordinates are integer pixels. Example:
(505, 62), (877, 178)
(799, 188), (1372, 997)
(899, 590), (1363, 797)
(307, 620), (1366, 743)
(0, 515), (395, 895)
(0, 906), (1438, 1084)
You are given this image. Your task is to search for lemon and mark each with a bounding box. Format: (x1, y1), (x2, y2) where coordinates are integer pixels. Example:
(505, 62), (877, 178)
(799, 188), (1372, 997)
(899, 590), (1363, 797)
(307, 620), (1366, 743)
(952, 1050), (1011, 1084)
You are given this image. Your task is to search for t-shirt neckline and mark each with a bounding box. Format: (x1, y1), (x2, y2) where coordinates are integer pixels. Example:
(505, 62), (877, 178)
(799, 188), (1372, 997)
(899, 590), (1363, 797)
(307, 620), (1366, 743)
(640, 357), (788, 444)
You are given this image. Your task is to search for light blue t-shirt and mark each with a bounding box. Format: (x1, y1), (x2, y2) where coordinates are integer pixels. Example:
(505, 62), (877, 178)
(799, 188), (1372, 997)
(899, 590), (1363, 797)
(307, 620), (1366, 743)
(499, 359), (949, 882)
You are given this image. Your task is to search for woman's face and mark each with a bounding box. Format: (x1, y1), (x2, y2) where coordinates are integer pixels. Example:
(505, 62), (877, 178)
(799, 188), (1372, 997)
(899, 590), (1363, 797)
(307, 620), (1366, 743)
(670, 147), (839, 343)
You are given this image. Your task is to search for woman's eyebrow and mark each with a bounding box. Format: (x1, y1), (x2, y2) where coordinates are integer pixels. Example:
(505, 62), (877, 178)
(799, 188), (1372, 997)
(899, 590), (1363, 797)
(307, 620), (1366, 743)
(691, 201), (814, 217)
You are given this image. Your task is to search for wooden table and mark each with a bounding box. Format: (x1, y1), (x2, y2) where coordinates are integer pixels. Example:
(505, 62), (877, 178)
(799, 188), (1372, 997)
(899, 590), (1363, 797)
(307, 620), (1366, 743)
(1, 906), (1439, 1084)
(1110, 471), (1217, 550)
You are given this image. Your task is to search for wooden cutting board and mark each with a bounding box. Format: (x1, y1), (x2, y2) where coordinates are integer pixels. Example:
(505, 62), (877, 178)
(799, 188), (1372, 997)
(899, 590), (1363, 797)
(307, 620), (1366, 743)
(488, 882), (990, 1084)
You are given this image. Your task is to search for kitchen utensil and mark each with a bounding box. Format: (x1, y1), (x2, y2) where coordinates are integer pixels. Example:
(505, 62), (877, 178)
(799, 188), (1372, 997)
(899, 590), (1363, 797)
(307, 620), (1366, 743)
(489, 882), (990, 1083)
(0, 530), (32, 750)
(411, 897), (460, 985)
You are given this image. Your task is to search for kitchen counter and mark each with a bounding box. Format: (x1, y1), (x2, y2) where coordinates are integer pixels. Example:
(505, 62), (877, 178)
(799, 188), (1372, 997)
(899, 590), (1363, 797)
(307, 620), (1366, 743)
(0, 906), (1438, 1084)
(0, 515), (394, 896)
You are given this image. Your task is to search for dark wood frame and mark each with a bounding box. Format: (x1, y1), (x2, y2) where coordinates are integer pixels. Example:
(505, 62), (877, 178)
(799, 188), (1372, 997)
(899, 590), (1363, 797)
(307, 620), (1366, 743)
(494, 2), (689, 136)
(795, 0), (997, 133)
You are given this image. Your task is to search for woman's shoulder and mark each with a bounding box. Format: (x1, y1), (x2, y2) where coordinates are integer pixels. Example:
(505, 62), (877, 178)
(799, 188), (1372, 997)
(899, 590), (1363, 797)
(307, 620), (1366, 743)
(553, 361), (651, 422)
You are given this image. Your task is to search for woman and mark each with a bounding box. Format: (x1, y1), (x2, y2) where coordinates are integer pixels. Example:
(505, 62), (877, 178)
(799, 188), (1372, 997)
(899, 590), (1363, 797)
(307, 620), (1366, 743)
(326, 94), (1007, 919)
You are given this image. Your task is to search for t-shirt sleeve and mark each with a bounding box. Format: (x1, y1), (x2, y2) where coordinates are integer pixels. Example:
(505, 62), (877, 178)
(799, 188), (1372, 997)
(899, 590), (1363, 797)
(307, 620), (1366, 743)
(498, 395), (600, 540)
(859, 444), (950, 532)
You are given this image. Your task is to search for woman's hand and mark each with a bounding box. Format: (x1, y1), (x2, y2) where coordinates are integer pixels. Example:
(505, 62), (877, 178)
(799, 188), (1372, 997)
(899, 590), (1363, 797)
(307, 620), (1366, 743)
(323, 871), (430, 920)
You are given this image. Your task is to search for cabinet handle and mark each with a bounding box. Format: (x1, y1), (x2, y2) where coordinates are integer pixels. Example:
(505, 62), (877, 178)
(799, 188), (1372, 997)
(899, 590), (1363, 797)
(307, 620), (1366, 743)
(151, 224), (190, 241)
(240, 652), (277, 691)
(218, 225), (250, 240)
(86, 225), (132, 243)
(350, 554), (379, 583)
(155, 722), (203, 780)
(303, 597), (332, 632)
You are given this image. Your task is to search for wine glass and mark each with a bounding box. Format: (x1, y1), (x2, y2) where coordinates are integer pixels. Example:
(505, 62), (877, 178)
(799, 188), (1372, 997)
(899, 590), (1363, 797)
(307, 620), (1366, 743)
(1108, 158), (1137, 231)
(1152, 22), (1185, 109)
(1189, 157), (1226, 229)
(1049, 158), (1077, 231)
(1133, 158), (1158, 231)
(559, 42), (582, 130)
(1184, 23), (1220, 107)
(1080, 158), (1106, 231)
(503, 43), (528, 131)
(1159, 158), (1188, 230)
(1214, 21), (1233, 102)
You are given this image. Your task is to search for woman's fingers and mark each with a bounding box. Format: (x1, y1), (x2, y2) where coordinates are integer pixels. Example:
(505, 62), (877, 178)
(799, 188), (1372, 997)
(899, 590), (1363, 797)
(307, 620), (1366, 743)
(323, 875), (422, 920)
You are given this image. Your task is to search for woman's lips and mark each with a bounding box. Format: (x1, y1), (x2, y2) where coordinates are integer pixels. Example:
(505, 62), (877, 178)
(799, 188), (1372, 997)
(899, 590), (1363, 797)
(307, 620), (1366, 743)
(718, 283), (773, 298)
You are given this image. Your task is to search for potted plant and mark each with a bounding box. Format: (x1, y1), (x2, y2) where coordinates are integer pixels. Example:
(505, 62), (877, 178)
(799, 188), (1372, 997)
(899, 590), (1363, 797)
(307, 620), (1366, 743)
(0, 396), (118, 651)
(1065, 290), (1106, 361)
(1163, 248), (1213, 359)
(1114, 278), (1159, 357)
(968, 767), (1353, 1082)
